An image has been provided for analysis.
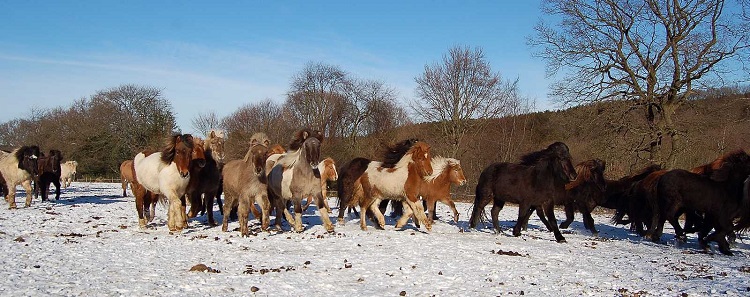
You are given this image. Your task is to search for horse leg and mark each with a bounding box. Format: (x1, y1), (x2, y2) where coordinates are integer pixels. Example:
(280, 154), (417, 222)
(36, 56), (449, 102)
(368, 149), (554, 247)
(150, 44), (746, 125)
(135, 186), (147, 228)
(22, 180), (33, 207)
(40, 180), (49, 202)
(292, 199), (304, 232)
(256, 193), (270, 231)
(221, 194), (234, 232)
(315, 193), (334, 232)
(581, 208), (598, 237)
(534, 207), (553, 231)
(512, 202), (532, 236)
(368, 199), (386, 230)
(543, 203), (566, 243)
(404, 195), (430, 231)
(52, 179), (61, 200)
(559, 203), (576, 229)
(187, 192), (202, 219)
(121, 179), (128, 197)
(491, 202), (504, 234)
(204, 190), (217, 226)
(6, 183), (17, 209)
(396, 200), (414, 229)
(426, 197), (437, 225)
(445, 199), (460, 223)
(238, 196), (250, 237)
(302, 196), (312, 212)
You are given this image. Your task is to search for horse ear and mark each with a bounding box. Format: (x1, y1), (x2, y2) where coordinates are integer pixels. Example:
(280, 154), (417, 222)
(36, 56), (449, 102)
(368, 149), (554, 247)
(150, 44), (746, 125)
(250, 139), (259, 146)
(303, 131), (309, 139)
(210, 130), (216, 138)
(264, 139), (271, 147)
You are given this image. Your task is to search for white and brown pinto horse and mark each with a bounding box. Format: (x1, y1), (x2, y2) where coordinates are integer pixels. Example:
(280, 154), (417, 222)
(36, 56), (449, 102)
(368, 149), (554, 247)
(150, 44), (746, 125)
(134, 134), (205, 231)
(221, 133), (272, 235)
(268, 129), (334, 232)
(338, 139), (434, 231)
(0, 146), (41, 209)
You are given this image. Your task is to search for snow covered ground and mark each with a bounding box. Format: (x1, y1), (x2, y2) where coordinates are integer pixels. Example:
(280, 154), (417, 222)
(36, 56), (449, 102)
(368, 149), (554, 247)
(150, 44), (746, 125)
(0, 182), (749, 296)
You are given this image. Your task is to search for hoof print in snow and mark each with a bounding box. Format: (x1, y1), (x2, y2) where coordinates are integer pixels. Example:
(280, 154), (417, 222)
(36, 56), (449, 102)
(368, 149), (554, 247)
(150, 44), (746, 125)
(189, 264), (220, 273)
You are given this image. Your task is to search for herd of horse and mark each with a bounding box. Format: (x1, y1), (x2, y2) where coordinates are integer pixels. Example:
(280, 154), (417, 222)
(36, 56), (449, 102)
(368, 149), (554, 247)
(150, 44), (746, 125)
(2, 128), (749, 256)
(0, 146), (77, 208)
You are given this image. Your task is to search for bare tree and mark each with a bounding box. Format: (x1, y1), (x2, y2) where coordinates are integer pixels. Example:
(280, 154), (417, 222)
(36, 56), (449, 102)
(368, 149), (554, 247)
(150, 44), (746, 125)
(221, 99), (292, 159)
(412, 45), (521, 157)
(531, 0), (750, 167)
(286, 62), (349, 138)
(191, 111), (222, 137)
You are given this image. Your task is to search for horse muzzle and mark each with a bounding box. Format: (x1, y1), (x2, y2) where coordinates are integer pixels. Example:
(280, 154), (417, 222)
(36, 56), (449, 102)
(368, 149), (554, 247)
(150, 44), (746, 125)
(180, 172), (190, 179)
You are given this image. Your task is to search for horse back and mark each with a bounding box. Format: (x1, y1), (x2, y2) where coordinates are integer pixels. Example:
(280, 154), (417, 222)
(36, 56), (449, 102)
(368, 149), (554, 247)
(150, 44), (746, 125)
(658, 169), (729, 212)
(337, 158), (371, 204)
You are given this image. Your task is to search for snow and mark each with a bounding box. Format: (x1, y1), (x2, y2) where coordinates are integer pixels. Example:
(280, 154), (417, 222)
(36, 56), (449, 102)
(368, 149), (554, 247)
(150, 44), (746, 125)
(1, 182), (749, 296)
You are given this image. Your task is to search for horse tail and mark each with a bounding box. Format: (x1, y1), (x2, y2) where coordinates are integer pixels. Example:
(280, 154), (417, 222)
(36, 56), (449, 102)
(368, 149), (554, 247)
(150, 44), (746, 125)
(734, 177), (750, 233)
(469, 165), (495, 229)
(337, 158), (371, 220)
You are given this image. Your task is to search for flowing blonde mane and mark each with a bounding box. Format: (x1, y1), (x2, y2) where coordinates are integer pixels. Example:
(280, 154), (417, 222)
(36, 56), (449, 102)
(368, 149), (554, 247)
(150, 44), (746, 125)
(424, 157), (459, 183)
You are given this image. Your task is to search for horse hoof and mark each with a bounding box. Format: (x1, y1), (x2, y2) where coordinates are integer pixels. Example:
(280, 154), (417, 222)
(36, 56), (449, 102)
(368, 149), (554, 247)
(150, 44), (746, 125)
(556, 238), (567, 243)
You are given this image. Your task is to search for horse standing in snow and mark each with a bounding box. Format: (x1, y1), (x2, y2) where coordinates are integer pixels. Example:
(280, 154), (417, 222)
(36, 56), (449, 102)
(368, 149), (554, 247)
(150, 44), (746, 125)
(133, 134), (205, 231)
(60, 160), (78, 188)
(0, 145), (40, 209)
(34, 149), (64, 201)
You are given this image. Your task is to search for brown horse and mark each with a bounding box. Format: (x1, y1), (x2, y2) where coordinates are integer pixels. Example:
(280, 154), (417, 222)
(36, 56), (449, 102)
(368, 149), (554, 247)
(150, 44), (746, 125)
(120, 160), (134, 197)
(340, 139), (434, 231)
(222, 133), (272, 235)
(600, 164), (662, 235)
(186, 136), (224, 226)
(134, 134), (205, 231)
(268, 129), (334, 232)
(34, 149), (64, 201)
(469, 142), (577, 243)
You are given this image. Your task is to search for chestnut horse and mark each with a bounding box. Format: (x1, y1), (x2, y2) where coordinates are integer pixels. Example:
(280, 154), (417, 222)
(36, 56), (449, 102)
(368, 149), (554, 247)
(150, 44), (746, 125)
(469, 142), (577, 242)
(134, 134), (205, 231)
(186, 136), (223, 226)
(222, 133), (272, 235)
(0, 145), (40, 209)
(337, 139), (434, 231)
(120, 160), (134, 197)
(268, 129), (333, 232)
(419, 156), (467, 224)
(34, 149), (64, 201)
(302, 157), (339, 212)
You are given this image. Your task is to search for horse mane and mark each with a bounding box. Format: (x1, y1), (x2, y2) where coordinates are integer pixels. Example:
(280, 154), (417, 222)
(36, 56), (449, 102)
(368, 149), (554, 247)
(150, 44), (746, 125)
(704, 149), (750, 182)
(381, 138), (419, 168)
(289, 129), (323, 151)
(565, 159), (604, 190)
(161, 134), (194, 164)
(13, 145), (40, 162)
(519, 142), (564, 166)
(424, 157), (460, 183)
(208, 129), (226, 139)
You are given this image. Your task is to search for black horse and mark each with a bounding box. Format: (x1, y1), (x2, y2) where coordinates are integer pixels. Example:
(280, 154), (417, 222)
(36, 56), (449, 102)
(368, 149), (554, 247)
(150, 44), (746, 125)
(35, 149), (63, 201)
(469, 142), (577, 242)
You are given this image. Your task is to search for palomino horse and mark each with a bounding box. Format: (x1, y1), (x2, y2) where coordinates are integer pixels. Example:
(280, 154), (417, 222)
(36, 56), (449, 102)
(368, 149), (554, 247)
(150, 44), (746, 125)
(134, 134), (205, 231)
(337, 139), (434, 231)
(222, 133), (272, 235)
(60, 160), (78, 188)
(302, 157), (338, 212)
(186, 136), (223, 226)
(268, 129), (334, 232)
(35, 149), (64, 201)
(469, 142), (577, 242)
(0, 145), (41, 209)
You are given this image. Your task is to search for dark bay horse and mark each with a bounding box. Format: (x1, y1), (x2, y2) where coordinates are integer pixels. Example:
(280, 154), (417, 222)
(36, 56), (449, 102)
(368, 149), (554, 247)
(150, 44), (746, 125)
(34, 149), (64, 201)
(186, 136), (223, 226)
(268, 129), (334, 232)
(528, 159), (606, 236)
(0, 145), (41, 209)
(649, 150), (750, 255)
(469, 142), (577, 242)
(600, 164), (662, 235)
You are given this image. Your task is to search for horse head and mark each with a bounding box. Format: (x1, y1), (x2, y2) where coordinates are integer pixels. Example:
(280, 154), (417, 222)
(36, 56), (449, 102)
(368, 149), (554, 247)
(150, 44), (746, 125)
(320, 157), (338, 181)
(447, 158), (467, 186)
(303, 136), (322, 177)
(567, 159), (606, 191)
(708, 149), (750, 184)
(549, 142), (577, 182)
(207, 130), (226, 165)
(161, 134), (194, 178)
(16, 145), (40, 179)
(410, 141), (433, 176)
(47, 150), (64, 174)
(190, 136), (207, 169)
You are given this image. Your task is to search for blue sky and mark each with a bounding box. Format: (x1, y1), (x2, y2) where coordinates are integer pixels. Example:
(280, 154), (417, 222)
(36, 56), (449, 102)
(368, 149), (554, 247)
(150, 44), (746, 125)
(0, 1), (552, 134)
